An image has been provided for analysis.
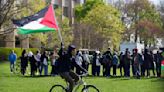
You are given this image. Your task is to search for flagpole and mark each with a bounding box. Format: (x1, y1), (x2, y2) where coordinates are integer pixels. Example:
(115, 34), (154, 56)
(51, 0), (63, 43)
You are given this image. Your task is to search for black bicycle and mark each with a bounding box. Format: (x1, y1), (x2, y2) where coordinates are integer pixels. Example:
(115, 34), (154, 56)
(49, 74), (100, 92)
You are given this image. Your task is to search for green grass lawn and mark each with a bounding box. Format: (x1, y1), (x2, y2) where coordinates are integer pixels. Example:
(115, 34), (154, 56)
(0, 61), (164, 92)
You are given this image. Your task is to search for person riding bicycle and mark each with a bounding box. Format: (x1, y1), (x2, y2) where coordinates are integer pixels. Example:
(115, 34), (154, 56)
(57, 43), (88, 92)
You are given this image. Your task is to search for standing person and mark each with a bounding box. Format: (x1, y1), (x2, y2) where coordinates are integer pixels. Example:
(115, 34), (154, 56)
(82, 51), (90, 71)
(101, 55), (106, 76)
(119, 52), (124, 76)
(8, 50), (17, 73)
(144, 49), (151, 78)
(112, 52), (118, 76)
(154, 51), (162, 77)
(123, 48), (131, 77)
(150, 51), (156, 76)
(92, 52), (97, 76)
(28, 51), (37, 76)
(131, 49), (136, 76)
(141, 50), (145, 76)
(75, 51), (83, 75)
(40, 51), (49, 76)
(103, 48), (113, 77)
(34, 50), (41, 75)
(95, 51), (101, 76)
(132, 49), (143, 79)
(20, 49), (28, 75)
(57, 44), (87, 92)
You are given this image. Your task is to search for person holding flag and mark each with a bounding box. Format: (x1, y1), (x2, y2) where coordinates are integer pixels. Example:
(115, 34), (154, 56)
(13, 1), (88, 91)
(57, 43), (88, 92)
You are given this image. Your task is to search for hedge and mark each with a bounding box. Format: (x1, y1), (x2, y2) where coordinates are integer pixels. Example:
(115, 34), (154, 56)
(0, 47), (38, 61)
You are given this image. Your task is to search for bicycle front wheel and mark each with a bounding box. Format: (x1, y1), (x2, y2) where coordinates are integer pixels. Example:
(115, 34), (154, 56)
(49, 85), (66, 92)
(82, 85), (99, 92)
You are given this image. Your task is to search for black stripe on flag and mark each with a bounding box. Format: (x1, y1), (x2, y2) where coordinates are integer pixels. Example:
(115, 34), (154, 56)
(12, 6), (49, 27)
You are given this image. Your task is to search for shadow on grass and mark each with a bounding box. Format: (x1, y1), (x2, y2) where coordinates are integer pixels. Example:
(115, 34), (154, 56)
(20, 75), (58, 78)
(104, 76), (161, 81)
(151, 78), (164, 82)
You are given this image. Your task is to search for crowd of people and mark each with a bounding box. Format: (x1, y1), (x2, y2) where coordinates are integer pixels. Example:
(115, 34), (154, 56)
(8, 47), (164, 78)
(8, 45), (164, 92)
(94, 48), (163, 79)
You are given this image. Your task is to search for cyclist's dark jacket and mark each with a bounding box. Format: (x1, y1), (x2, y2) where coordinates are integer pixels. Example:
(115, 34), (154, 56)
(57, 47), (86, 73)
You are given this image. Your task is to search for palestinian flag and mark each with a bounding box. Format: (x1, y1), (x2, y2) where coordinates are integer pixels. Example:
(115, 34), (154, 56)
(12, 4), (58, 34)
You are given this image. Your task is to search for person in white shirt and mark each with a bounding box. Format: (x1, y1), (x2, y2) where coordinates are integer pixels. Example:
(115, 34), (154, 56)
(82, 51), (90, 71)
(35, 50), (41, 75)
(75, 51), (83, 74)
(92, 51), (101, 76)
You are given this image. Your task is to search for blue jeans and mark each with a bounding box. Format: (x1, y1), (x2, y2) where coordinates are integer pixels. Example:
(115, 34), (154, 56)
(134, 65), (140, 78)
(95, 66), (100, 76)
(125, 64), (130, 77)
(10, 62), (15, 72)
(43, 65), (48, 75)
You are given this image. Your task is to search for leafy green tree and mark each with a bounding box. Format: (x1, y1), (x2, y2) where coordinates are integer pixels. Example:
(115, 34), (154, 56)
(126, 0), (163, 46)
(159, 0), (164, 29)
(81, 4), (124, 50)
(75, 0), (104, 21)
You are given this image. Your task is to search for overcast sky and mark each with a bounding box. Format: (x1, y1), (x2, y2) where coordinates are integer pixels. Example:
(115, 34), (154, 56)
(149, 0), (161, 5)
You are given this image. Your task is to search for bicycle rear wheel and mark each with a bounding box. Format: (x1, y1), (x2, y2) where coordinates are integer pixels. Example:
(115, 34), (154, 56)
(49, 85), (66, 92)
(82, 85), (99, 92)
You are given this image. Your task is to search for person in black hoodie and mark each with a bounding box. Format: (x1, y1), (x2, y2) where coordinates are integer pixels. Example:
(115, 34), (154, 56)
(28, 51), (37, 76)
(123, 48), (131, 77)
(154, 51), (162, 77)
(119, 52), (124, 76)
(144, 49), (151, 77)
(102, 48), (113, 77)
(20, 49), (28, 75)
(57, 43), (87, 92)
(150, 51), (156, 76)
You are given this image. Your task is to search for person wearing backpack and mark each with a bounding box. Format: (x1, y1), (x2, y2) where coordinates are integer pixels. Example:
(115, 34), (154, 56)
(57, 43), (88, 92)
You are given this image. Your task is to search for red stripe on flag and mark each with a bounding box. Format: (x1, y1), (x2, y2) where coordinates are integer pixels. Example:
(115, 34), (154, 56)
(40, 4), (59, 30)
(162, 60), (164, 65)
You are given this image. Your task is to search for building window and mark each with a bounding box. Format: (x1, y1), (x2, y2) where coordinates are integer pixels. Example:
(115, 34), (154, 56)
(15, 36), (20, 47)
